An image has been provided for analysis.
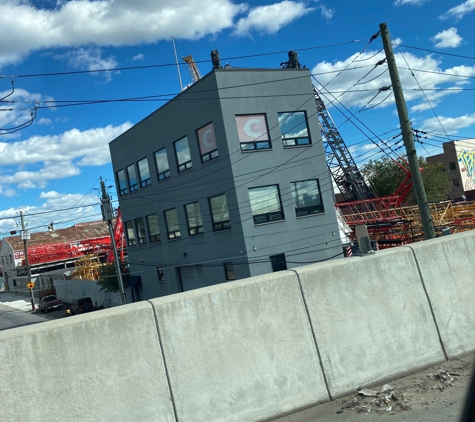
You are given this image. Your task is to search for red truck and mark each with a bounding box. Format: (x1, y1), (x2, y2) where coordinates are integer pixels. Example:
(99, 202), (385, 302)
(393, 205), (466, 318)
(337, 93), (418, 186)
(39, 295), (63, 313)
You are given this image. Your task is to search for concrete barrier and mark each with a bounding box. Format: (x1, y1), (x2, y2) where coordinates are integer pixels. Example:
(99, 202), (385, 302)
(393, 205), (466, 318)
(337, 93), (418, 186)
(295, 247), (446, 398)
(405, 230), (475, 358)
(150, 272), (329, 422)
(1, 232), (475, 422)
(0, 302), (175, 422)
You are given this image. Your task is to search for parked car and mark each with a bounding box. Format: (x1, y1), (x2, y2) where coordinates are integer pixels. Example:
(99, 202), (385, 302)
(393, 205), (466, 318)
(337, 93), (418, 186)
(65, 297), (94, 316)
(39, 295), (63, 313)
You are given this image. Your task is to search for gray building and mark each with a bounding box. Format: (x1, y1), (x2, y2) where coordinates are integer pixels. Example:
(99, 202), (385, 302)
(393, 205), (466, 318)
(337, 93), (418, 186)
(109, 67), (342, 301)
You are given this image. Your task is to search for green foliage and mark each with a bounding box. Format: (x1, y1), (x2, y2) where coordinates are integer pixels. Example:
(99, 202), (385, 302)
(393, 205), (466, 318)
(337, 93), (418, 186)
(96, 260), (130, 293)
(362, 157), (451, 205)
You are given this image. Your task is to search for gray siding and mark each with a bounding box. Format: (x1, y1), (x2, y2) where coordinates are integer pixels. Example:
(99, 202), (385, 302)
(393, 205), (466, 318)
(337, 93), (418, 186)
(110, 68), (341, 299)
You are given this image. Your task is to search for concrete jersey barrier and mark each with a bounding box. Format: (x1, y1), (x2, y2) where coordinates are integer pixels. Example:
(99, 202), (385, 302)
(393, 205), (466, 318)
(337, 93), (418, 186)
(0, 303), (175, 422)
(1, 231), (474, 421)
(294, 246), (446, 398)
(405, 230), (475, 358)
(150, 272), (329, 422)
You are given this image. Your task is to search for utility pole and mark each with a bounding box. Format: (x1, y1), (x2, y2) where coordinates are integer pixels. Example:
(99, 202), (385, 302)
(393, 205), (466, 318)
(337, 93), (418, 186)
(379, 22), (436, 240)
(20, 211), (35, 311)
(100, 178), (126, 305)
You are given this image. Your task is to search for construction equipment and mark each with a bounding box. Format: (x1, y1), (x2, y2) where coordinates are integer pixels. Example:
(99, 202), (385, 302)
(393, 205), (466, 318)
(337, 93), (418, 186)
(24, 236), (111, 265)
(314, 87), (373, 202)
(71, 254), (102, 280)
(182, 55), (202, 84)
(106, 208), (126, 263)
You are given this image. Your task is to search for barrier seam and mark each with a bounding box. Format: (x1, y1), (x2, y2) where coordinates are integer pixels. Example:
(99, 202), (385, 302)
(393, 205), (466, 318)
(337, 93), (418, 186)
(290, 269), (332, 401)
(405, 246), (448, 361)
(147, 300), (180, 422)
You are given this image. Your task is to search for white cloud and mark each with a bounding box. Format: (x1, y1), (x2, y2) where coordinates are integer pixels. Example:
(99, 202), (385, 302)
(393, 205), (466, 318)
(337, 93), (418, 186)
(0, 191), (101, 233)
(0, 88), (54, 139)
(431, 27), (463, 48)
(132, 54), (144, 61)
(318, 4), (334, 19)
(311, 50), (475, 113)
(440, 0), (475, 20)
(54, 48), (118, 81)
(421, 114), (475, 133)
(0, 0), (248, 69)
(0, 122), (132, 192)
(233, 1), (314, 36)
(38, 118), (53, 125)
(394, 0), (429, 5)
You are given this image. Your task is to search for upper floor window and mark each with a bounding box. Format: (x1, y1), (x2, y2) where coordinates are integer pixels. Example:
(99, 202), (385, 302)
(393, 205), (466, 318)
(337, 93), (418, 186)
(125, 220), (136, 246)
(278, 111), (310, 146)
(157, 267), (165, 281)
(291, 179), (324, 217)
(154, 148), (170, 181)
(185, 202), (204, 236)
(117, 169), (128, 196)
(197, 122), (219, 163)
(165, 208), (181, 239)
(135, 217), (146, 245)
(138, 158), (151, 188)
(174, 137), (193, 172)
(209, 194), (231, 231)
(449, 162), (456, 171)
(146, 213), (160, 243)
(235, 114), (271, 151)
(248, 185), (284, 225)
(127, 164), (138, 192)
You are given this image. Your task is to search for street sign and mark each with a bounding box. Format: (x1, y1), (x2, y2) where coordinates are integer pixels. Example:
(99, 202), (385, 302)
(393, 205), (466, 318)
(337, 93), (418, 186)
(27, 282), (35, 289)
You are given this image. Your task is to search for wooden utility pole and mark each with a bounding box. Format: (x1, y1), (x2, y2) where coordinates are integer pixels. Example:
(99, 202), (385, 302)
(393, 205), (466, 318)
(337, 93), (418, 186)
(380, 22), (436, 240)
(100, 178), (126, 305)
(20, 211), (35, 311)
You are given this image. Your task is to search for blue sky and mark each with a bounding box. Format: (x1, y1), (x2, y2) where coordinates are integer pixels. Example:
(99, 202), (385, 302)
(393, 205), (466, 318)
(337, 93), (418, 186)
(0, 0), (474, 236)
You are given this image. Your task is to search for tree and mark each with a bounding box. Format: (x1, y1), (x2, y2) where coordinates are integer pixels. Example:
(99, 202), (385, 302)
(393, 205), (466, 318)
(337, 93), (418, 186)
(96, 260), (130, 293)
(362, 157), (451, 205)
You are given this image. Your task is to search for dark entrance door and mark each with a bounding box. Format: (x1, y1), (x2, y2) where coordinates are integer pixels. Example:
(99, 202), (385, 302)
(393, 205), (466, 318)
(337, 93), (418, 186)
(270, 253), (287, 272)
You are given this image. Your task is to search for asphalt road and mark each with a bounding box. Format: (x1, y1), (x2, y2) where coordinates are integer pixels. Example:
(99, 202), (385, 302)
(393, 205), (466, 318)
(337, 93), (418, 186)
(0, 303), (46, 331)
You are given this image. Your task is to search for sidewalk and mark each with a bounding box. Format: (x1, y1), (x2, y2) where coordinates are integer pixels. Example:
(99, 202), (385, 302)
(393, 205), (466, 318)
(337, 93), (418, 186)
(0, 290), (39, 312)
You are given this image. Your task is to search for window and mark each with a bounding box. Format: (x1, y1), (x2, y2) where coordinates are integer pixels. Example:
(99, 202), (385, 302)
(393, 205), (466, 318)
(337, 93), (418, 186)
(270, 254), (287, 272)
(127, 164), (138, 192)
(449, 162), (456, 171)
(278, 111), (311, 146)
(197, 122), (219, 163)
(157, 267), (165, 281)
(117, 169), (128, 196)
(291, 179), (324, 217)
(146, 213), (160, 243)
(248, 185), (284, 225)
(125, 221), (136, 246)
(224, 262), (235, 281)
(154, 148), (170, 181)
(135, 217), (146, 245)
(174, 137), (193, 172)
(453, 178), (460, 187)
(209, 194), (231, 231)
(165, 208), (181, 239)
(235, 114), (271, 151)
(185, 202), (204, 236)
(138, 158), (151, 187)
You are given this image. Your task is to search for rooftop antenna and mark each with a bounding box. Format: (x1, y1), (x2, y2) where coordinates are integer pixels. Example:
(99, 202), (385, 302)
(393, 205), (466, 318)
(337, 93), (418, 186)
(171, 36), (184, 92)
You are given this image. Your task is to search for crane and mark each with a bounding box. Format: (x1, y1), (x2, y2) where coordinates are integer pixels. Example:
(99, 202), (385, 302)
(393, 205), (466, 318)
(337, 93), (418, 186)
(182, 55), (202, 85)
(313, 87), (373, 202)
